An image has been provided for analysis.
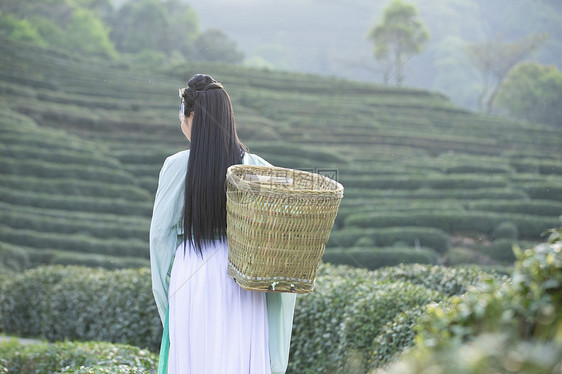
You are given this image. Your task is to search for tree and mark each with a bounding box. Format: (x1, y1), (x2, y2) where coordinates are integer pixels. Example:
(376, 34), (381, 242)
(465, 32), (550, 114)
(495, 62), (562, 127)
(164, 0), (199, 58)
(66, 8), (117, 58)
(109, 0), (199, 57)
(0, 10), (46, 47)
(367, 0), (430, 86)
(0, 0), (116, 59)
(192, 29), (244, 64)
(109, 0), (170, 55)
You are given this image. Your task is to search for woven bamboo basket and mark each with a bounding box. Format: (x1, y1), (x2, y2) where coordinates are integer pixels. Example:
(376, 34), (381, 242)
(225, 164), (344, 294)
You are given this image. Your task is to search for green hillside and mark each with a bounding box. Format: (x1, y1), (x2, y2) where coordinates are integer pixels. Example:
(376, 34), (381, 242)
(1, 39), (561, 273)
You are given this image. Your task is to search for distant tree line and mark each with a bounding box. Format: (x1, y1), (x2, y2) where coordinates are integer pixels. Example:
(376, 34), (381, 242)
(0, 0), (244, 64)
(366, 0), (560, 127)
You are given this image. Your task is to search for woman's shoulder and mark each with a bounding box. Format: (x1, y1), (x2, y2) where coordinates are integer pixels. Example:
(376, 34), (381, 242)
(163, 149), (190, 169)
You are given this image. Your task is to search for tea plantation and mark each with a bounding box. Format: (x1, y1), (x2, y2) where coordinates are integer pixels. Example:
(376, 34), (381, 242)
(1, 38), (560, 273)
(1, 228), (560, 373)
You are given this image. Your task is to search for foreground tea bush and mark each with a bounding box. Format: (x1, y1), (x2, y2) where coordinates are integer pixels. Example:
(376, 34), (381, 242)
(0, 260), (498, 372)
(372, 225), (562, 373)
(288, 263), (500, 373)
(373, 332), (562, 374)
(0, 339), (157, 373)
(289, 274), (441, 373)
(0, 266), (162, 351)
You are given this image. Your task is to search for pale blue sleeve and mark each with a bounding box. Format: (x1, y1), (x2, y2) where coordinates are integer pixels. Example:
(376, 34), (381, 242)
(251, 153), (274, 168)
(250, 153), (298, 374)
(267, 292), (297, 374)
(149, 153), (187, 325)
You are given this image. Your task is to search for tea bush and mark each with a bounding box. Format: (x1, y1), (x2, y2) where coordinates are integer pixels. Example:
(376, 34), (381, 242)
(334, 281), (442, 373)
(467, 199), (562, 217)
(0, 260), (510, 372)
(369, 263), (505, 297)
(522, 183), (562, 201)
(442, 247), (483, 266)
(0, 266), (162, 351)
(372, 332), (562, 374)
(288, 262), (499, 373)
(328, 226), (450, 254)
(322, 247), (438, 270)
(491, 220), (519, 240)
(371, 225), (562, 373)
(0, 242), (148, 274)
(368, 306), (426, 369)
(488, 238), (519, 262)
(316, 261), (504, 296)
(0, 339), (157, 373)
(0, 242), (29, 273)
(344, 210), (559, 238)
(0, 225), (148, 258)
(472, 238), (536, 263)
(339, 263), (506, 372)
(288, 273), (442, 373)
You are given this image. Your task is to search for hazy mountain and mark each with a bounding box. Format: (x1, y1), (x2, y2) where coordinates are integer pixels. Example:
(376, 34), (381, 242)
(182, 0), (561, 111)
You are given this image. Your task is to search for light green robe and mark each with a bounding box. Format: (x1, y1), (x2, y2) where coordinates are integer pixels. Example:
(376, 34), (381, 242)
(149, 149), (297, 374)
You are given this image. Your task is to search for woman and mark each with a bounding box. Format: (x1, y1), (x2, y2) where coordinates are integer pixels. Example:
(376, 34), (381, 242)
(149, 74), (297, 374)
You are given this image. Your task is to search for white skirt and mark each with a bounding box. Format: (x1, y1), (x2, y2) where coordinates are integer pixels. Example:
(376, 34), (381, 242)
(167, 238), (271, 374)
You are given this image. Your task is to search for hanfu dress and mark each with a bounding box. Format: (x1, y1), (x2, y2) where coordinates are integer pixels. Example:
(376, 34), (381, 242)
(149, 150), (297, 374)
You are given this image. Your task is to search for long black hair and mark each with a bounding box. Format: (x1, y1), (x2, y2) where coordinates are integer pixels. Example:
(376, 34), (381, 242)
(180, 74), (248, 259)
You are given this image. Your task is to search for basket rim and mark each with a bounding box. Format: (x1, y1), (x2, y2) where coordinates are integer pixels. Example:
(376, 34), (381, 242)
(226, 164), (344, 195)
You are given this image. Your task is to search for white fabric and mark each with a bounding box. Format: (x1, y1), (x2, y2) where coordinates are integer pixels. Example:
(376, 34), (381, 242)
(167, 237), (272, 374)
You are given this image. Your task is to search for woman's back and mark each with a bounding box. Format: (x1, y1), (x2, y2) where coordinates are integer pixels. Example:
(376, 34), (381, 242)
(150, 73), (294, 374)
